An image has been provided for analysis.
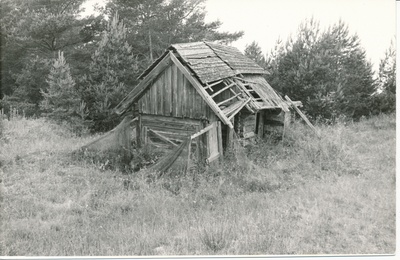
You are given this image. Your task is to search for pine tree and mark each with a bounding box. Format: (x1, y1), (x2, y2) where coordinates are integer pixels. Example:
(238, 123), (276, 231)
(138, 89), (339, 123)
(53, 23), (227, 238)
(40, 51), (87, 129)
(266, 19), (376, 122)
(105, 0), (243, 68)
(83, 13), (139, 132)
(244, 41), (266, 68)
(372, 41), (396, 114)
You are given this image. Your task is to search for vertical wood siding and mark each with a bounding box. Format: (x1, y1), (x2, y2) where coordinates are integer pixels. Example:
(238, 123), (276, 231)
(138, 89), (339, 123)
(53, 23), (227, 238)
(138, 63), (217, 121)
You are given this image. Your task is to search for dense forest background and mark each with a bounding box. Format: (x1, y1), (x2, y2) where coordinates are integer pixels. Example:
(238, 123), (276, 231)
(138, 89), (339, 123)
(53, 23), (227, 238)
(0, 0), (395, 133)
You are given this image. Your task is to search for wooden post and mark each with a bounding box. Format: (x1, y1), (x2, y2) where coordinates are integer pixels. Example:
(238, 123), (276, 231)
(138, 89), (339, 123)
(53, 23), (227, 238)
(136, 114), (142, 148)
(282, 110), (291, 142)
(186, 138), (192, 174)
(227, 117), (235, 151)
(217, 121), (223, 157)
(258, 111), (264, 138)
(142, 126), (148, 146)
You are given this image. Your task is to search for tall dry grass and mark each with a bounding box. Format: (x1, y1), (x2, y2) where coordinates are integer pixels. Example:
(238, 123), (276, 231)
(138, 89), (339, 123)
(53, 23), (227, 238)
(0, 114), (395, 256)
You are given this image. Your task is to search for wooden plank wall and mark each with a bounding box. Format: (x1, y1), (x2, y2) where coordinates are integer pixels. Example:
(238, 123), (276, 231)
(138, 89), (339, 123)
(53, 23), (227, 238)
(141, 114), (201, 142)
(138, 63), (218, 122)
(141, 114), (205, 160)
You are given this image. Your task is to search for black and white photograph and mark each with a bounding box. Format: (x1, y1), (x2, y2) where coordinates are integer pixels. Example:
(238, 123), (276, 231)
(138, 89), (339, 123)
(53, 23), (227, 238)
(0, 0), (396, 257)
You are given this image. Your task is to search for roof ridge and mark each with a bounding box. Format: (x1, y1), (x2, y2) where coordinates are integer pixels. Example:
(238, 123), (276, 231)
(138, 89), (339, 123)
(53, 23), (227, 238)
(203, 41), (238, 75)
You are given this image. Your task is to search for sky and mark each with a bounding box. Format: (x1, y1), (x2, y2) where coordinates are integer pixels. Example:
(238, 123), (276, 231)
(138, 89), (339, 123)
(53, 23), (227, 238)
(204, 0), (396, 72)
(82, 0), (396, 72)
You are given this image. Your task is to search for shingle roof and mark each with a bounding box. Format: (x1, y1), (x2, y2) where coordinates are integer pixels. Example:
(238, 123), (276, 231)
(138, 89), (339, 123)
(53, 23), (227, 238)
(170, 41), (267, 84)
(138, 41), (267, 84)
(206, 42), (266, 75)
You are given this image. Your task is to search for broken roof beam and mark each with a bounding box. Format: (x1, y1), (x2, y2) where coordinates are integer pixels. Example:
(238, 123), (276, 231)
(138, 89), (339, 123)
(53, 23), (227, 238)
(227, 98), (251, 120)
(211, 82), (235, 98)
(216, 93), (241, 107)
(203, 79), (223, 92)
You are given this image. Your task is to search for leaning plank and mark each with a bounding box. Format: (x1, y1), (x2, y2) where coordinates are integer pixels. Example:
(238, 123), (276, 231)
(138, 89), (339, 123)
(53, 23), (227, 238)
(191, 123), (215, 140)
(216, 93), (241, 107)
(222, 99), (244, 116)
(228, 98), (251, 120)
(147, 128), (178, 146)
(169, 51), (233, 128)
(285, 95), (320, 138)
(148, 137), (191, 175)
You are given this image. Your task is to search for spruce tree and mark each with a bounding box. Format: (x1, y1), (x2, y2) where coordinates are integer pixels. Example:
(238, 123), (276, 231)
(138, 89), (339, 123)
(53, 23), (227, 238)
(83, 13), (139, 132)
(40, 51), (87, 130)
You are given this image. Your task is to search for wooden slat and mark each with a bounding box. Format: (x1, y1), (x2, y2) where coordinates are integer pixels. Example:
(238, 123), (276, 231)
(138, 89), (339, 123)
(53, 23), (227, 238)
(285, 100), (303, 107)
(136, 114), (142, 147)
(186, 138), (192, 173)
(285, 95), (320, 138)
(207, 122), (219, 158)
(169, 51), (233, 128)
(217, 121), (223, 157)
(172, 63), (178, 117)
(141, 113), (201, 125)
(210, 83), (235, 98)
(222, 100), (244, 116)
(235, 78), (265, 103)
(191, 123), (215, 140)
(228, 88), (238, 96)
(204, 79), (223, 92)
(148, 128), (191, 139)
(165, 65), (172, 115)
(157, 73), (163, 115)
(216, 93), (241, 107)
(148, 128), (178, 146)
(228, 98), (251, 120)
(143, 126), (148, 145)
(257, 104), (282, 110)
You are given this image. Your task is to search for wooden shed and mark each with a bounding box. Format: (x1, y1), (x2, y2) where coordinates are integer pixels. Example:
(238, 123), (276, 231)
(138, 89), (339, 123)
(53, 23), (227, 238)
(115, 41), (293, 163)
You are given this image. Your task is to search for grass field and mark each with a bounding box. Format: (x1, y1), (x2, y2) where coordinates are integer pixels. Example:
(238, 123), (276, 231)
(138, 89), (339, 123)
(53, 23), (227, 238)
(0, 114), (396, 256)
